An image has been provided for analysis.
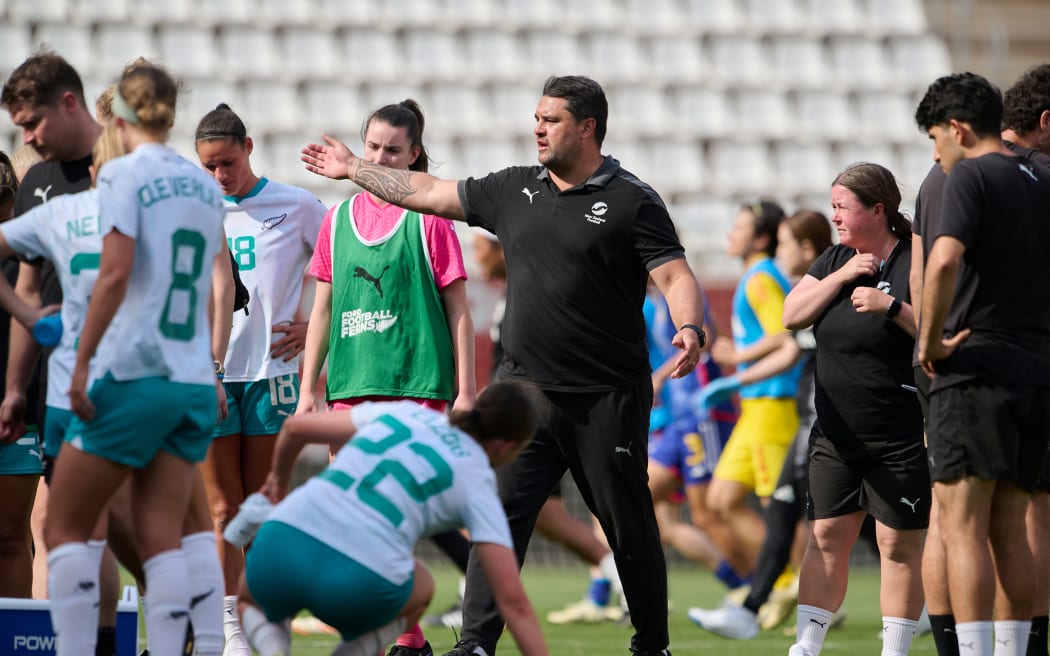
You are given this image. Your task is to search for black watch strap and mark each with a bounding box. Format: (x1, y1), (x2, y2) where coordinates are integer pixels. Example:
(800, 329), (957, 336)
(680, 323), (707, 348)
(886, 297), (902, 319)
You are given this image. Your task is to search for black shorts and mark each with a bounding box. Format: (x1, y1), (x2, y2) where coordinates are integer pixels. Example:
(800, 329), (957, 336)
(927, 383), (1050, 491)
(807, 423), (930, 530)
(1036, 448), (1050, 492)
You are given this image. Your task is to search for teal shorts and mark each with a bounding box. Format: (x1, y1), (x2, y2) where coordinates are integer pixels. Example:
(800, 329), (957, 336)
(0, 429), (42, 475)
(44, 407), (74, 459)
(246, 520), (412, 640)
(214, 374), (299, 437)
(66, 374), (217, 468)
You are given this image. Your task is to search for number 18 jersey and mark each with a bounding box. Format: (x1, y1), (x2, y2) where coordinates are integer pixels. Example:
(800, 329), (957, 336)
(96, 143), (225, 385)
(269, 401), (512, 586)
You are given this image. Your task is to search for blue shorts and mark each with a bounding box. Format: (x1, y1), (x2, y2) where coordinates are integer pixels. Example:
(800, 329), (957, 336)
(214, 374), (299, 437)
(650, 413), (732, 487)
(44, 406), (74, 459)
(66, 374), (217, 468)
(0, 429), (42, 475)
(246, 520), (412, 640)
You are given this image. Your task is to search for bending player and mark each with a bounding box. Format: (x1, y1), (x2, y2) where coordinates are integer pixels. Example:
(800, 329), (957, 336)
(238, 383), (549, 656)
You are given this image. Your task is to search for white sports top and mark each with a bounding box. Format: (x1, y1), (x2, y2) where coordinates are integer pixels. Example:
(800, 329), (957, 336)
(221, 178), (324, 382)
(270, 401), (512, 585)
(95, 143), (225, 385)
(0, 189), (103, 410)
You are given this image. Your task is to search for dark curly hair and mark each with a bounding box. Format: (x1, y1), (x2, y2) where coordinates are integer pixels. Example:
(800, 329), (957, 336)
(1003, 64), (1050, 135)
(915, 72), (1003, 138)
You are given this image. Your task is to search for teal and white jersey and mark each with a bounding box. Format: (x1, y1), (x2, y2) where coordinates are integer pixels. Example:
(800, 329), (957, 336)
(269, 401), (512, 586)
(0, 189), (103, 410)
(96, 143), (225, 385)
(222, 177), (324, 382)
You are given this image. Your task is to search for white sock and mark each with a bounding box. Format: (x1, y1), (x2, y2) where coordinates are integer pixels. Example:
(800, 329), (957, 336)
(86, 539), (107, 572)
(181, 531), (225, 656)
(599, 553), (623, 596)
(956, 620), (994, 656)
(993, 620), (1031, 656)
(796, 604), (835, 656)
(242, 604), (290, 656)
(881, 616), (918, 655)
(142, 549), (191, 656)
(48, 542), (100, 656)
(224, 594), (251, 656)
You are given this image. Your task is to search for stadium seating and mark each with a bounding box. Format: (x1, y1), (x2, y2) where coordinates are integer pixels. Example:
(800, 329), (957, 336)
(0, 0), (951, 275)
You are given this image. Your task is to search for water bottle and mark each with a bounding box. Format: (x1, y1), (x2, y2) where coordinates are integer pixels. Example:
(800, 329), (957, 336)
(223, 492), (274, 547)
(32, 313), (62, 348)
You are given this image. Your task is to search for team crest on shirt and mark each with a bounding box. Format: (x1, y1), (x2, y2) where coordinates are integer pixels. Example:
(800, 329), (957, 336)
(262, 213), (287, 230)
(585, 201), (609, 225)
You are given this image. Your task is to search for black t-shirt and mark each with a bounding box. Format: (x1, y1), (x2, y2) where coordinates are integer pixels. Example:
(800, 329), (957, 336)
(457, 156), (685, 391)
(911, 163), (946, 366)
(9, 156), (92, 425)
(809, 242), (923, 441)
(931, 151), (1050, 390)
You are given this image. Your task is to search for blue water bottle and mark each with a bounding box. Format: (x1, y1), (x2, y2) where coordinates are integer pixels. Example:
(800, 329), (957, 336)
(32, 313), (62, 348)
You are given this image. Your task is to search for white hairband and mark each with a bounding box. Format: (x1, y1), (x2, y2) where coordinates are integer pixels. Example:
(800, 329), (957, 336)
(111, 89), (139, 125)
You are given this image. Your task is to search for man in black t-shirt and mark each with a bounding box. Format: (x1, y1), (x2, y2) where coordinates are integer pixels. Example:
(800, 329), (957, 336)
(915, 72), (1050, 656)
(305, 75), (704, 656)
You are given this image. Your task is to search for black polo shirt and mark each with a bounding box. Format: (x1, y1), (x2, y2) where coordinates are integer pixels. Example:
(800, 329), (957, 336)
(457, 156), (685, 391)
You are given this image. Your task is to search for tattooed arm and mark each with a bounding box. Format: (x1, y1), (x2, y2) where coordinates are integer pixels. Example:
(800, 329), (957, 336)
(302, 135), (465, 221)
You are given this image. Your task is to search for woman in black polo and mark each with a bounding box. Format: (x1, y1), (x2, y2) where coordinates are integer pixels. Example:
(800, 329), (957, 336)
(782, 162), (926, 656)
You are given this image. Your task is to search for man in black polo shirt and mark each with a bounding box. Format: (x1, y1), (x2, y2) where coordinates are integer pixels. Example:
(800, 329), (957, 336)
(916, 72), (1050, 656)
(304, 75), (704, 656)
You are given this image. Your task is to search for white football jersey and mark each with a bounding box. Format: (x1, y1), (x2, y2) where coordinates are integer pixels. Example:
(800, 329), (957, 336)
(95, 143), (225, 385)
(221, 178), (324, 381)
(0, 189), (103, 410)
(269, 402), (512, 585)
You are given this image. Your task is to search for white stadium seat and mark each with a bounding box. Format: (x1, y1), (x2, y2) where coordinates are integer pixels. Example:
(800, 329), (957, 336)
(857, 91), (921, 143)
(465, 30), (523, 83)
(282, 27), (340, 80)
(303, 82), (367, 134)
(709, 36), (769, 87)
(650, 140), (706, 195)
(404, 29), (463, 83)
(242, 81), (300, 133)
(674, 86), (735, 138)
(71, 0), (128, 23)
(833, 142), (899, 177)
(801, 0), (864, 35)
(523, 32), (584, 81)
(131, 0), (192, 27)
(734, 90), (795, 139)
(344, 28), (401, 83)
(34, 23), (93, 76)
(9, 0), (66, 22)
(708, 140), (775, 196)
(95, 24), (160, 82)
(830, 37), (892, 90)
(428, 85), (488, 138)
(889, 35), (952, 89)
(625, 0), (685, 36)
(159, 25), (216, 79)
(584, 33), (649, 84)
(743, 0), (804, 35)
(683, 0), (743, 34)
(0, 25), (32, 77)
(217, 26), (279, 80)
(794, 90), (853, 142)
(179, 79), (243, 133)
(607, 85), (671, 137)
(774, 141), (835, 195)
(196, 0), (251, 26)
(650, 36), (708, 85)
(489, 83), (540, 135)
(866, 0), (928, 36)
(770, 36), (832, 89)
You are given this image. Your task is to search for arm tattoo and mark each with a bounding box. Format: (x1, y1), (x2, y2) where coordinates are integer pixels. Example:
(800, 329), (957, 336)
(348, 159), (417, 205)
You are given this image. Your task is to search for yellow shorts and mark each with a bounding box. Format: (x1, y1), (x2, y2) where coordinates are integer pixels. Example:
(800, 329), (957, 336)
(713, 397), (799, 497)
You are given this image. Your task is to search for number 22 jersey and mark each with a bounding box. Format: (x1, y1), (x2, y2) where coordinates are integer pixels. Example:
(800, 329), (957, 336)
(268, 401), (513, 586)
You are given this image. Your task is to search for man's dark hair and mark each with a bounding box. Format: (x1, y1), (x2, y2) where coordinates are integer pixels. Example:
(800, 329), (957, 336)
(1, 50), (86, 111)
(915, 72), (1003, 138)
(1003, 64), (1050, 135)
(542, 75), (609, 147)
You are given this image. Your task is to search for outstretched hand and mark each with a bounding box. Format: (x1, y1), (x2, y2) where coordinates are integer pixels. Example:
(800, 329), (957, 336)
(302, 135), (353, 180)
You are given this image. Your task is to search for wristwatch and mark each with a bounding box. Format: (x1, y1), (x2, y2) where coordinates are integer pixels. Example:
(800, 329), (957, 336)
(213, 360), (225, 376)
(886, 298), (902, 319)
(680, 323), (707, 349)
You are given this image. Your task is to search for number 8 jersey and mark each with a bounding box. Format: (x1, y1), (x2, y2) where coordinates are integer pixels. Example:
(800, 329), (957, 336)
(95, 143), (225, 385)
(269, 401), (513, 586)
